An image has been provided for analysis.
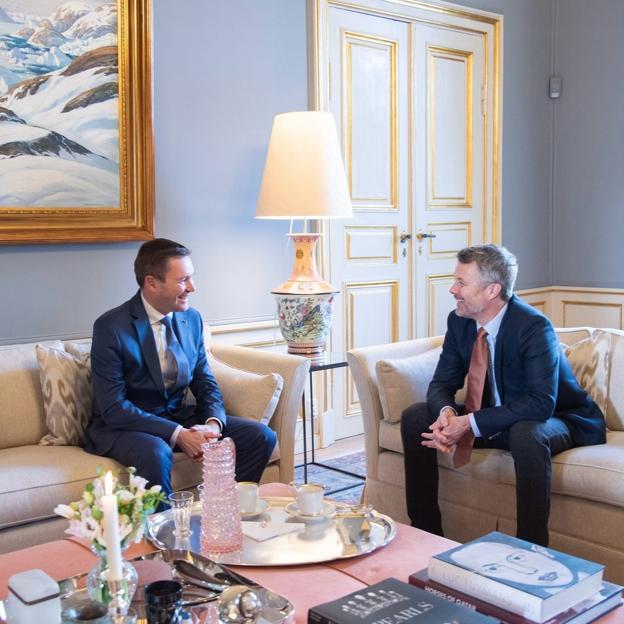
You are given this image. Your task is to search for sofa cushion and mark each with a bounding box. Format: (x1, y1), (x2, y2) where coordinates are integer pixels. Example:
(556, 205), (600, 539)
(64, 340), (91, 358)
(563, 330), (610, 418)
(605, 330), (624, 431)
(0, 340), (65, 450)
(208, 354), (283, 425)
(376, 347), (442, 423)
(379, 419), (403, 454)
(0, 446), (203, 531)
(36, 344), (92, 446)
(437, 430), (624, 510)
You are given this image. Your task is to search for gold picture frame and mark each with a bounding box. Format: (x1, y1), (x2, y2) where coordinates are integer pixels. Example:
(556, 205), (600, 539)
(0, 0), (154, 244)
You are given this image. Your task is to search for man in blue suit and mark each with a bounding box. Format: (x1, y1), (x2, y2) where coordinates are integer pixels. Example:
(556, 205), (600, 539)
(84, 239), (277, 500)
(401, 244), (605, 546)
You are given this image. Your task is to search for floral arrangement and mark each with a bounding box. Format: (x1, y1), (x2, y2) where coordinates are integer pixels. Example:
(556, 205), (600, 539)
(54, 467), (165, 553)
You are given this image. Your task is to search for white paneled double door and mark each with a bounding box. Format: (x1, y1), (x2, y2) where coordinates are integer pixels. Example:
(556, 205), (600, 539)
(319, 2), (499, 440)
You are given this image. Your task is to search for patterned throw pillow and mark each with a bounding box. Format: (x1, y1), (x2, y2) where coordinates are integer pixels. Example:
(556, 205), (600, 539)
(563, 330), (611, 417)
(36, 344), (92, 446)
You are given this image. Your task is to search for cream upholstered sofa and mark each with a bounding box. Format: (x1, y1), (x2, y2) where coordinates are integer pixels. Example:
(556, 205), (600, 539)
(0, 332), (309, 554)
(348, 327), (624, 583)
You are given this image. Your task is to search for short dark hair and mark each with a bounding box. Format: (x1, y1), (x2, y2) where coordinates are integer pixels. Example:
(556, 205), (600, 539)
(457, 244), (518, 302)
(134, 238), (191, 287)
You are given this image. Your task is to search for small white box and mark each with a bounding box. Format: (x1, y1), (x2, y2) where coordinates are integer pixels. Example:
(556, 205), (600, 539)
(6, 569), (61, 624)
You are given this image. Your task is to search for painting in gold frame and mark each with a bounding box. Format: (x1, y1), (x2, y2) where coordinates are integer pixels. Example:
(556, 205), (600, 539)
(0, 0), (153, 244)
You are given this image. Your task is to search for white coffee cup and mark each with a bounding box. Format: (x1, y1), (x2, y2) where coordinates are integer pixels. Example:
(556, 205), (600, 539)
(236, 482), (259, 513)
(295, 483), (325, 515)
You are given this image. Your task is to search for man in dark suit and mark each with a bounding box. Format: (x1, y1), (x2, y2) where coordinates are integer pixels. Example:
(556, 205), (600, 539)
(84, 238), (277, 500)
(401, 244), (605, 546)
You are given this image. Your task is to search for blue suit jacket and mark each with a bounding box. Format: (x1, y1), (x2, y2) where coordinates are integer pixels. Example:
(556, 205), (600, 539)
(84, 291), (226, 456)
(427, 295), (606, 446)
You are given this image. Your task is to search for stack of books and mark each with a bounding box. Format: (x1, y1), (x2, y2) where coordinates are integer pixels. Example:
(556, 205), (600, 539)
(409, 531), (622, 624)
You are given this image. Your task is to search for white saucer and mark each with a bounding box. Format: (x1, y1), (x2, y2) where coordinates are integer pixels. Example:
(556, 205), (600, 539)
(285, 501), (336, 521)
(240, 498), (270, 519)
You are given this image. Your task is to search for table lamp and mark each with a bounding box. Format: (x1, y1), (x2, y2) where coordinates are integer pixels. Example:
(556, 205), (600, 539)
(256, 111), (353, 356)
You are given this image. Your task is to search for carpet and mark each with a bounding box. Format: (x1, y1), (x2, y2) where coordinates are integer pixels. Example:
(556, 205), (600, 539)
(293, 450), (366, 504)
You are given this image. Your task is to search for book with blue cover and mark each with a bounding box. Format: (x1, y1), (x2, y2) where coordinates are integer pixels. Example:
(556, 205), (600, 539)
(428, 532), (604, 623)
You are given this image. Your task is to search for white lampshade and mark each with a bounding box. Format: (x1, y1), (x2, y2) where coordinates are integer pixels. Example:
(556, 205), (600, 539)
(255, 111), (353, 220)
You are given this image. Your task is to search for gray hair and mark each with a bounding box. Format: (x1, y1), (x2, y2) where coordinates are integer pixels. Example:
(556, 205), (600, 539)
(457, 244), (518, 301)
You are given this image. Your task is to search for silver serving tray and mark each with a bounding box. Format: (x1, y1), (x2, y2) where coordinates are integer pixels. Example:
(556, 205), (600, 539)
(0, 549), (293, 624)
(147, 496), (396, 566)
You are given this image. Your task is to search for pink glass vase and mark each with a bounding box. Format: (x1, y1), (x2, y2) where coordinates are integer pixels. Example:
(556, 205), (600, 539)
(200, 437), (243, 554)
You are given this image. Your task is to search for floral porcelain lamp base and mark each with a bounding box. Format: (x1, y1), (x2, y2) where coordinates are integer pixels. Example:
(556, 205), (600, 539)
(273, 233), (337, 356)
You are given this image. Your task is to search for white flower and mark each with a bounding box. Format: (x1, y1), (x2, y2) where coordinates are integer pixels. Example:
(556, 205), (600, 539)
(117, 489), (134, 504)
(130, 473), (148, 492)
(55, 467), (164, 549)
(54, 504), (76, 519)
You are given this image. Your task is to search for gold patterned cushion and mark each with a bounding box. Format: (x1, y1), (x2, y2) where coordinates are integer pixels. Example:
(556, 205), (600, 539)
(36, 344), (92, 446)
(563, 330), (611, 417)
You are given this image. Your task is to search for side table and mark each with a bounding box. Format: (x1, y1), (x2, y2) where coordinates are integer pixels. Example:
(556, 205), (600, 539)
(299, 353), (365, 491)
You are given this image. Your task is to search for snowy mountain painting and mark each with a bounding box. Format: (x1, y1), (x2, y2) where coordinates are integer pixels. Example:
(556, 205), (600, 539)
(0, 1), (119, 207)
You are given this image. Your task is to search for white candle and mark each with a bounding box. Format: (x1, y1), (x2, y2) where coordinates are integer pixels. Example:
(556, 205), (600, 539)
(102, 471), (123, 581)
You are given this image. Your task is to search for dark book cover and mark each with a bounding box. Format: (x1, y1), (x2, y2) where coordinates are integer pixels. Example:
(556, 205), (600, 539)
(308, 577), (502, 624)
(409, 568), (622, 624)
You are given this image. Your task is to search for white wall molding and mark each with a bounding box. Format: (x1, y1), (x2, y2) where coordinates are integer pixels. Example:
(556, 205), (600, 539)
(518, 286), (624, 330)
(209, 320), (285, 350)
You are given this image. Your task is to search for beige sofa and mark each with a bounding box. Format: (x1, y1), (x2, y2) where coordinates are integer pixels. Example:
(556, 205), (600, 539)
(348, 327), (624, 584)
(0, 334), (309, 554)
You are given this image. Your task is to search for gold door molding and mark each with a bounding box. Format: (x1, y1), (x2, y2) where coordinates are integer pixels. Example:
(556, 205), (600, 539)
(427, 46), (473, 208)
(343, 30), (399, 211)
(309, 0), (502, 242)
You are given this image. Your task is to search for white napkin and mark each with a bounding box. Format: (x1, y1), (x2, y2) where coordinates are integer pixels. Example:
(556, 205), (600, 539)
(242, 520), (305, 542)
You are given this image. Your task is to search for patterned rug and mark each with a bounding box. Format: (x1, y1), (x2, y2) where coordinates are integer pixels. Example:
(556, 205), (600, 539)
(293, 450), (366, 504)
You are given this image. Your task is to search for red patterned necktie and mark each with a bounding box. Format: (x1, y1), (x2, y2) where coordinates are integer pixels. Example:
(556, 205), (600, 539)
(453, 327), (489, 468)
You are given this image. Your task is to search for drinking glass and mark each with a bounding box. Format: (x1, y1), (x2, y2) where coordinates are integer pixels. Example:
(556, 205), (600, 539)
(168, 491), (194, 538)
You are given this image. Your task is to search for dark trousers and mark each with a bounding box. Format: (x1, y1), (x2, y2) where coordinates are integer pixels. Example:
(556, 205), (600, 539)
(108, 413), (277, 504)
(400, 402), (574, 546)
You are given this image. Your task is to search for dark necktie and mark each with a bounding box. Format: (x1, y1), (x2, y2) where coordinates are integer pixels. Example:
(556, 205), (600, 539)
(160, 316), (190, 392)
(454, 327), (489, 468)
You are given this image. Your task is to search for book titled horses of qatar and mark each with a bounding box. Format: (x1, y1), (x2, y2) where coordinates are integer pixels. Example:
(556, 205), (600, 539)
(428, 532), (604, 624)
(409, 568), (622, 624)
(307, 577), (501, 624)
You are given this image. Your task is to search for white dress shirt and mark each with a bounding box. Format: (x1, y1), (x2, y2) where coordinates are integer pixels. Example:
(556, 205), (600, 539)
(469, 303), (507, 436)
(140, 294), (183, 446)
(140, 294), (222, 449)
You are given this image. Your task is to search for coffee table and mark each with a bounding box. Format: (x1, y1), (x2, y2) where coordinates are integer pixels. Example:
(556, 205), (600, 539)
(1, 485), (622, 623)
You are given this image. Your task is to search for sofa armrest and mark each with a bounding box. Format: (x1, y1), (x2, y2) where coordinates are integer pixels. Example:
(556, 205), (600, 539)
(209, 344), (310, 483)
(348, 337), (443, 479)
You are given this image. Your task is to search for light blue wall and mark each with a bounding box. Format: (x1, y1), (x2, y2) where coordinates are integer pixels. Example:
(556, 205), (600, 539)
(0, 0), (620, 344)
(552, 0), (624, 287)
(451, 0), (555, 289)
(0, 0), (308, 344)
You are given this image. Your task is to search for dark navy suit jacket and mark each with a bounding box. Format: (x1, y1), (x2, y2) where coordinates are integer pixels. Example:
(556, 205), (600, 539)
(427, 295), (606, 446)
(84, 291), (226, 456)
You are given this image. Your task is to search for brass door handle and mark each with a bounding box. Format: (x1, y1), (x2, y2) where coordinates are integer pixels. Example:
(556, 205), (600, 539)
(399, 232), (412, 243)
(415, 231), (437, 242)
